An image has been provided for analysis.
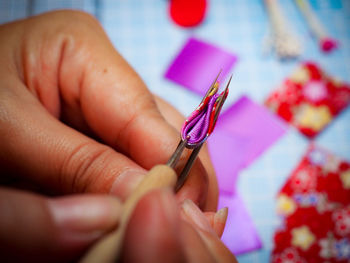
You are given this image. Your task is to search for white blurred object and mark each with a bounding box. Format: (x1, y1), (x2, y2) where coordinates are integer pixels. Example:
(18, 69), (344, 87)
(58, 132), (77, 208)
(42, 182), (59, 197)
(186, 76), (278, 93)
(264, 0), (302, 59)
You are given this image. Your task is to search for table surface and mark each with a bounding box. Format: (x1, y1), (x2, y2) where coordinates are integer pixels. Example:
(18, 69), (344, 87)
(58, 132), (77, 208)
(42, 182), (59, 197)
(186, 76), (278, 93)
(1, 0), (349, 262)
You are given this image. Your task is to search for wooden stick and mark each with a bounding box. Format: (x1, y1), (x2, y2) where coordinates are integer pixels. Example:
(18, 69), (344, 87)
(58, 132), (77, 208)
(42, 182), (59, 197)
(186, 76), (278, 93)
(80, 165), (177, 263)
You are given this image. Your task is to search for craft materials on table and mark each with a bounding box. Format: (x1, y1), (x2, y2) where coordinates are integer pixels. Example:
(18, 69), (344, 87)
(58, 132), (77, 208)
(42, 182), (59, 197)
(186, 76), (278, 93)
(294, 0), (338, 53)
(265, 62), (350, 138)
(81, 74), (232, 263)
(264, 0), (302, 59)
(272, 144), (350, 263)
(0, 2), (349, 263)
(169, 0), (207, 27)
(165, 37), (237, 96)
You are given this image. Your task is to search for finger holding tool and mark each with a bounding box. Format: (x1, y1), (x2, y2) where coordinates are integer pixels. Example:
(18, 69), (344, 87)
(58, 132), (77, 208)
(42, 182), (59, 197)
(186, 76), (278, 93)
(80, 72), (232, 263)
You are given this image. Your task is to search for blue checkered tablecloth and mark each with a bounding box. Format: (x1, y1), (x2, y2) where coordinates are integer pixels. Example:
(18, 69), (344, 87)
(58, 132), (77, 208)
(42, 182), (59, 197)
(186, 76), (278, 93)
(1, 1), (349, 262)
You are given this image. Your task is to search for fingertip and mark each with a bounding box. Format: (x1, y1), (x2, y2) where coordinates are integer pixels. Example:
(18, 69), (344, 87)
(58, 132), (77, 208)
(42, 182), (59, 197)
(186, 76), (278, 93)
(179, 220), (215, 263)
(121, 188), (185, 263)
(204, 211), (215, 228)
(194, 228), (238, 263)
(49, 195), (122, 240)
(179, 199), (236, 262)
(180, 199), (216, 235)
(213, 207), (228, 238)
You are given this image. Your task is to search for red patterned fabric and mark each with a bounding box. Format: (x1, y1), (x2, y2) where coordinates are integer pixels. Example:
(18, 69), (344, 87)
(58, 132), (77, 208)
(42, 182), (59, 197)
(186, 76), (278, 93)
(265, 62), (350, 138)
(272, 145), (350, 263)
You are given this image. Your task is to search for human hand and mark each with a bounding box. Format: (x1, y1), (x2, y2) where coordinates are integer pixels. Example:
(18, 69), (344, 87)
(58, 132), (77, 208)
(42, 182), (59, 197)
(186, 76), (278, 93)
(0, 10), (216, 207)
(0, 10), (232, 262)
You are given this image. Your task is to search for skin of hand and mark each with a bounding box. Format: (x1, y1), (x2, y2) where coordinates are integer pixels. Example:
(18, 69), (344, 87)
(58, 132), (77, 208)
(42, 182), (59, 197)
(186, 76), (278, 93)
(0, 10), (236, 262)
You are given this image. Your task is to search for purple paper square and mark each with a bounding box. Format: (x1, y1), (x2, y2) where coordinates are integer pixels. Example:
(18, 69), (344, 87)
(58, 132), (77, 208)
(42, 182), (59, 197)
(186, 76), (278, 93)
(208, 129), (250, 195)
(216, 96), (287, 169)
(218, 193), (262, 255)
(207, 96), (287, 194)
(164, 37), (238, 96)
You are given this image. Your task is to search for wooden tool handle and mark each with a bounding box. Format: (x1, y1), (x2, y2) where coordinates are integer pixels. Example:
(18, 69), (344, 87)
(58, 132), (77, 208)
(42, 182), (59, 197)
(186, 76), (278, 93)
(80, 165), (177, 263)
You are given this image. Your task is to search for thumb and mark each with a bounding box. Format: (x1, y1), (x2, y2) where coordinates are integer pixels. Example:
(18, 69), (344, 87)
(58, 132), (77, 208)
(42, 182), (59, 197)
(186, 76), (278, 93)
(121, 188), (186, 263)
(0, 187), (121, 263)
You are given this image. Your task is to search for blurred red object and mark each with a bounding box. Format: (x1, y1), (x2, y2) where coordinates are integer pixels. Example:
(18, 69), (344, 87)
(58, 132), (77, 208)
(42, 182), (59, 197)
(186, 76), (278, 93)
(320, 37), (338, 53)
(265, 62), (350, 138)
(272, 145), (350, 263)
(169, 0), (207, 27)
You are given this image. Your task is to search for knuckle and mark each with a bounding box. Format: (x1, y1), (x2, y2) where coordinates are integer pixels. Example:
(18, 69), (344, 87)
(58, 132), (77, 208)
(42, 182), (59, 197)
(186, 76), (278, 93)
(114, 96), (160, 150)
(36, 10), (103, 42)
(59, 142), (113, 193)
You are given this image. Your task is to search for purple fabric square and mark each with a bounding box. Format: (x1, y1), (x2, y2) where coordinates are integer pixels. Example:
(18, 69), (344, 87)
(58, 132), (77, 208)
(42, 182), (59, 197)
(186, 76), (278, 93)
(207, 96), (287, 194)
(164, 37), (237, 96)
(208, 129), (250, 194)
(215, 95), (287, 169)
(218, 193), (263, 255)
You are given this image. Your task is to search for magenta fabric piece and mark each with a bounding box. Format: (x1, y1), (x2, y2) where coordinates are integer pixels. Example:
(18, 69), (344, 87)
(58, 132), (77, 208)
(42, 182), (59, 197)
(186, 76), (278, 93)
(181, 93), (218, 145)
(164, 37), (237, 96)
(218, 193), (263, 255)
(208, 129), (250, 195)
(207, 96), (287, 194)
(216, 96), (287, 169)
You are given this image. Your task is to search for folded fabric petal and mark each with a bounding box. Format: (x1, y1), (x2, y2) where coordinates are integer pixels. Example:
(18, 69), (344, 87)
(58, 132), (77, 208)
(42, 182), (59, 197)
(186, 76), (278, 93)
(181, 83), (228, 146)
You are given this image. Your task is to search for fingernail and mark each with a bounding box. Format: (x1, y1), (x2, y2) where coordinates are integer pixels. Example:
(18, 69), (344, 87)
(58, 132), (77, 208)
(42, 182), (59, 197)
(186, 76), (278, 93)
(110, 169), (146, 200)
(181, 199), (215, 235)
(213, 207), (228, 238)
(49, 196), (121, 243)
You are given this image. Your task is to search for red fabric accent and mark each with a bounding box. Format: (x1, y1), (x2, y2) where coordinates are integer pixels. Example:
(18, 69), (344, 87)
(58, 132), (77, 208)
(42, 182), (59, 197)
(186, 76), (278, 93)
(321, 38), (338, 53)
(265, 62), (350, 138)
(169, 0), (207, 27)
(272, 145), (350, 262)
